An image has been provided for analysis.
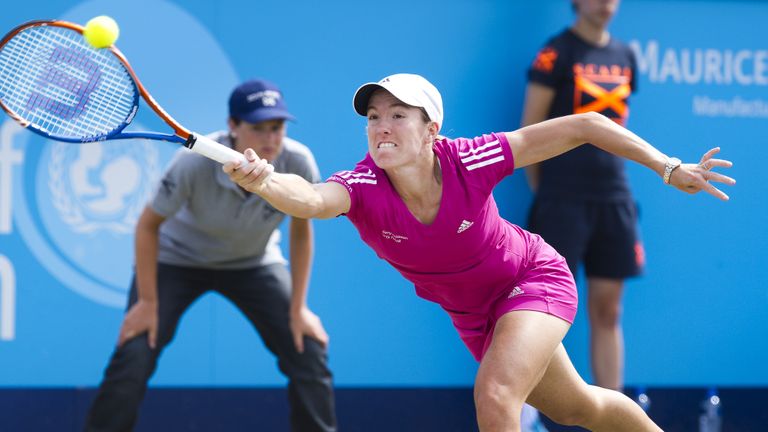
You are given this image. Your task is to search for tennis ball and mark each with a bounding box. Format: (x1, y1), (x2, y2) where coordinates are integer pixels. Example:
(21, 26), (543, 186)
(83, 16), (119, 49)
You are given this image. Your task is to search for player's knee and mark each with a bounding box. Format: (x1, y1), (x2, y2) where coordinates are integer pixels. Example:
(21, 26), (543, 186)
(590, 301), (623, 327)
(474, 381), (523, 429)
(542, 390), (600, 427)
(544, 404), (590, 427)
(474, 377), (520, 417)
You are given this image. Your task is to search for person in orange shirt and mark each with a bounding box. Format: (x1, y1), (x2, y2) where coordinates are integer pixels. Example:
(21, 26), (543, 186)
(523, 0), (639, 399)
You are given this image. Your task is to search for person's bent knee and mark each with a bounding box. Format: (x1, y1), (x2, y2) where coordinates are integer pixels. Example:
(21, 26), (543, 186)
(590, 302), (622, 328)
(105, 337), (157, 382)
(474, 378), (522, 425)
(541, 387), (602, 428)
(280, 338), (332, 381)
(544, 405), (591, 427)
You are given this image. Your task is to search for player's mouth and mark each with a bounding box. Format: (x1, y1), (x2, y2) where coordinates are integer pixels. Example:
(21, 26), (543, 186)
(378, 142), (397, 149)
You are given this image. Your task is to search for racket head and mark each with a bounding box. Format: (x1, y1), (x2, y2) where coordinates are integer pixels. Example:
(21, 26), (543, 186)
(0, 20), (139, 142)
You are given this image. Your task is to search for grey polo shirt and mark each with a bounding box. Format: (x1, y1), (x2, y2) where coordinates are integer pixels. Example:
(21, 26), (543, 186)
(150, 131), (321, 269)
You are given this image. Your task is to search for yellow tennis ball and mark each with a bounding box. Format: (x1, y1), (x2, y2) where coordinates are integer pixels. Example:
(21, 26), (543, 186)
(83, 16), (119, 49)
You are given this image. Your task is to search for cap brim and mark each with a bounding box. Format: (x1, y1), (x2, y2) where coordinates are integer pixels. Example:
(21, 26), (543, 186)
(235, 107), (295, 124)
(352, 83), (384, 117)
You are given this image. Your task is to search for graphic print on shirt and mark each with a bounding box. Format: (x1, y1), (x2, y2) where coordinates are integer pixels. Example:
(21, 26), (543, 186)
(458, 138), (505, 172)
(572, 63), (633, 125)
(337, 169), (377, 185)
(532, 47), (559, 73)
(331, 168), (377, 194)
(381, 230), (409, 243)
(456, 219), (474, 234)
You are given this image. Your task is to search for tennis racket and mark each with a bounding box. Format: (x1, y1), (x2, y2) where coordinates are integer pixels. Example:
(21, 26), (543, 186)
(0, 19), (245, 164)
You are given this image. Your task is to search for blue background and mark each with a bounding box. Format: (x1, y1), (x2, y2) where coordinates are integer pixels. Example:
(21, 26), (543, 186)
(0, 0), (765, 390)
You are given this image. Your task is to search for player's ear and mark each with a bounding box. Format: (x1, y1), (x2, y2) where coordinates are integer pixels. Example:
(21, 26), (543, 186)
(429, 122), (439, 139)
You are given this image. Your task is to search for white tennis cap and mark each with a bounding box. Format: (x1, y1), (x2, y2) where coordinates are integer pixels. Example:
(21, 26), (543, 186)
(353, 73), (443, 129)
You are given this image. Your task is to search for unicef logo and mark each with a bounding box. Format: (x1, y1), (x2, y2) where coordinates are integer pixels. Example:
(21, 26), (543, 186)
(9, 122), (170, 307)
(48, 142), (157, 234)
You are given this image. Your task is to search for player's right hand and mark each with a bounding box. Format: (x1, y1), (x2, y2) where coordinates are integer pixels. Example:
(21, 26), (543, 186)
(118, 299), (158, 349)
(223, 148), (275, 193)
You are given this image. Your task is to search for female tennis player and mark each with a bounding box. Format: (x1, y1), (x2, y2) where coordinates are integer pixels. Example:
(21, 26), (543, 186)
(224, 73), (734, 431)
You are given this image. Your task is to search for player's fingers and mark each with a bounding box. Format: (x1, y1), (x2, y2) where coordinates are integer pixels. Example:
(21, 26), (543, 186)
(706, 158), (733, 169)
(148, 327), (157, 350)
(246, 161), (269, 182)
(223, 149), (253, 173)
(307, 319), (329, 347)
(224, 149), (259, 176)
(293, 330), (304, 354)
(703, 182), (730, 201)
(223, 160), (247, 177)
(699, 147), (721, 164)
(118, 326), (134, 347)
(704, 171), (736, 185)
(222, 162), (234, 174)
(259, 164), (275, 183)
(232, 159), (263, 184)
(244, 148), (258, 162)
(316, 327), (329, 347)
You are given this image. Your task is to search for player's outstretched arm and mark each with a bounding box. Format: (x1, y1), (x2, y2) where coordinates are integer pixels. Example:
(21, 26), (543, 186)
(505, 112), (735, 200)
(223, 148), (351, 219)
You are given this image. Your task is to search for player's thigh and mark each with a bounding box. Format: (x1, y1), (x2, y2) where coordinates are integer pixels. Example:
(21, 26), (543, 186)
(584, 201), (642, 279)
(477, 311), (570, 399)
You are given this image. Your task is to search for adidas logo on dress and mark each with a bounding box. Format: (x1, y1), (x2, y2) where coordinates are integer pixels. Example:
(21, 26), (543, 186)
(457, 220), (474, 233)
(508, 286), (525, 298)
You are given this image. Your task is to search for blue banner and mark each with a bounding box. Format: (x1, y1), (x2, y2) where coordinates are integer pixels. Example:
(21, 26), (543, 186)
(0, 0), (765, 388)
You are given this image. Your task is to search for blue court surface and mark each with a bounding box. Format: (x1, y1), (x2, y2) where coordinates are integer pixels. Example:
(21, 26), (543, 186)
(1, 387), (766, 431)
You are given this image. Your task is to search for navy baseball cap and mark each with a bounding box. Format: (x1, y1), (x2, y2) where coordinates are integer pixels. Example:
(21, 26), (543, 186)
(228, 79), (295, 124)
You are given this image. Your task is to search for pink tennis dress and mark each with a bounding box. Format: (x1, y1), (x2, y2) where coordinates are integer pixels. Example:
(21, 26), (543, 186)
(328, 133), (577, 361)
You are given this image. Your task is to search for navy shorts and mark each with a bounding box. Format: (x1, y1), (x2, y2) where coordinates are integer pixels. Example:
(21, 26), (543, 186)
(527, 198), (643, 279)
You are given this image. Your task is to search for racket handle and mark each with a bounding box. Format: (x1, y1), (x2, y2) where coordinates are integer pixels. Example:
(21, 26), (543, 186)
(186, 133), (247, 164)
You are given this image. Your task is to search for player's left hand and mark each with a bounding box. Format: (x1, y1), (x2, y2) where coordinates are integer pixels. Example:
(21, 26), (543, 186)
(290, 305), (329, 353)
(669, 147), (735, 200)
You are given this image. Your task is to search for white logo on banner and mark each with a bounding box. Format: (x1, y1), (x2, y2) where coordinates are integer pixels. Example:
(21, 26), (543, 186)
(630, 40), (768, 118)
(9, 127), (164, 308)
(630, 40), (768, 86)
(0, 255), (15, 341)
(48, 143), (156, 233)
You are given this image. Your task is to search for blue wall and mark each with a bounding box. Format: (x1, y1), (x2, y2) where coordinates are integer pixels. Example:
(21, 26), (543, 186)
(0, 0), (765, 389)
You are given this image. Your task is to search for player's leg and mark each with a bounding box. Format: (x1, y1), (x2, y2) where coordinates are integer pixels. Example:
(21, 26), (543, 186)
(584, 200), (642, 390)
(221, 264), (336, 432)
(526, 343), (661, 431)
(587, 277), (624, 390)
(84, 264), (204, 431)
(474, 310), (570, 431)
(524, 197), (590, 426)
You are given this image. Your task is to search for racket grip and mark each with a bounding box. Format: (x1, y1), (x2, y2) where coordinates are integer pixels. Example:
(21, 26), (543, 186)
(186, 133), (247, 164)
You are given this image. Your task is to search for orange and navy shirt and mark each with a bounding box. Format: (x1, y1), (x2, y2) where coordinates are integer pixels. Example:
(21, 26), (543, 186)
(527, 29), (637, 201)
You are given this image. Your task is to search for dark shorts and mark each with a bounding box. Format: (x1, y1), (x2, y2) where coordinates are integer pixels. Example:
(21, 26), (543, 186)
(527, 198), (643, 279)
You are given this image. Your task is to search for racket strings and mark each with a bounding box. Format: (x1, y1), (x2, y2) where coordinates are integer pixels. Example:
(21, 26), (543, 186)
(0, 25), (136, 140)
